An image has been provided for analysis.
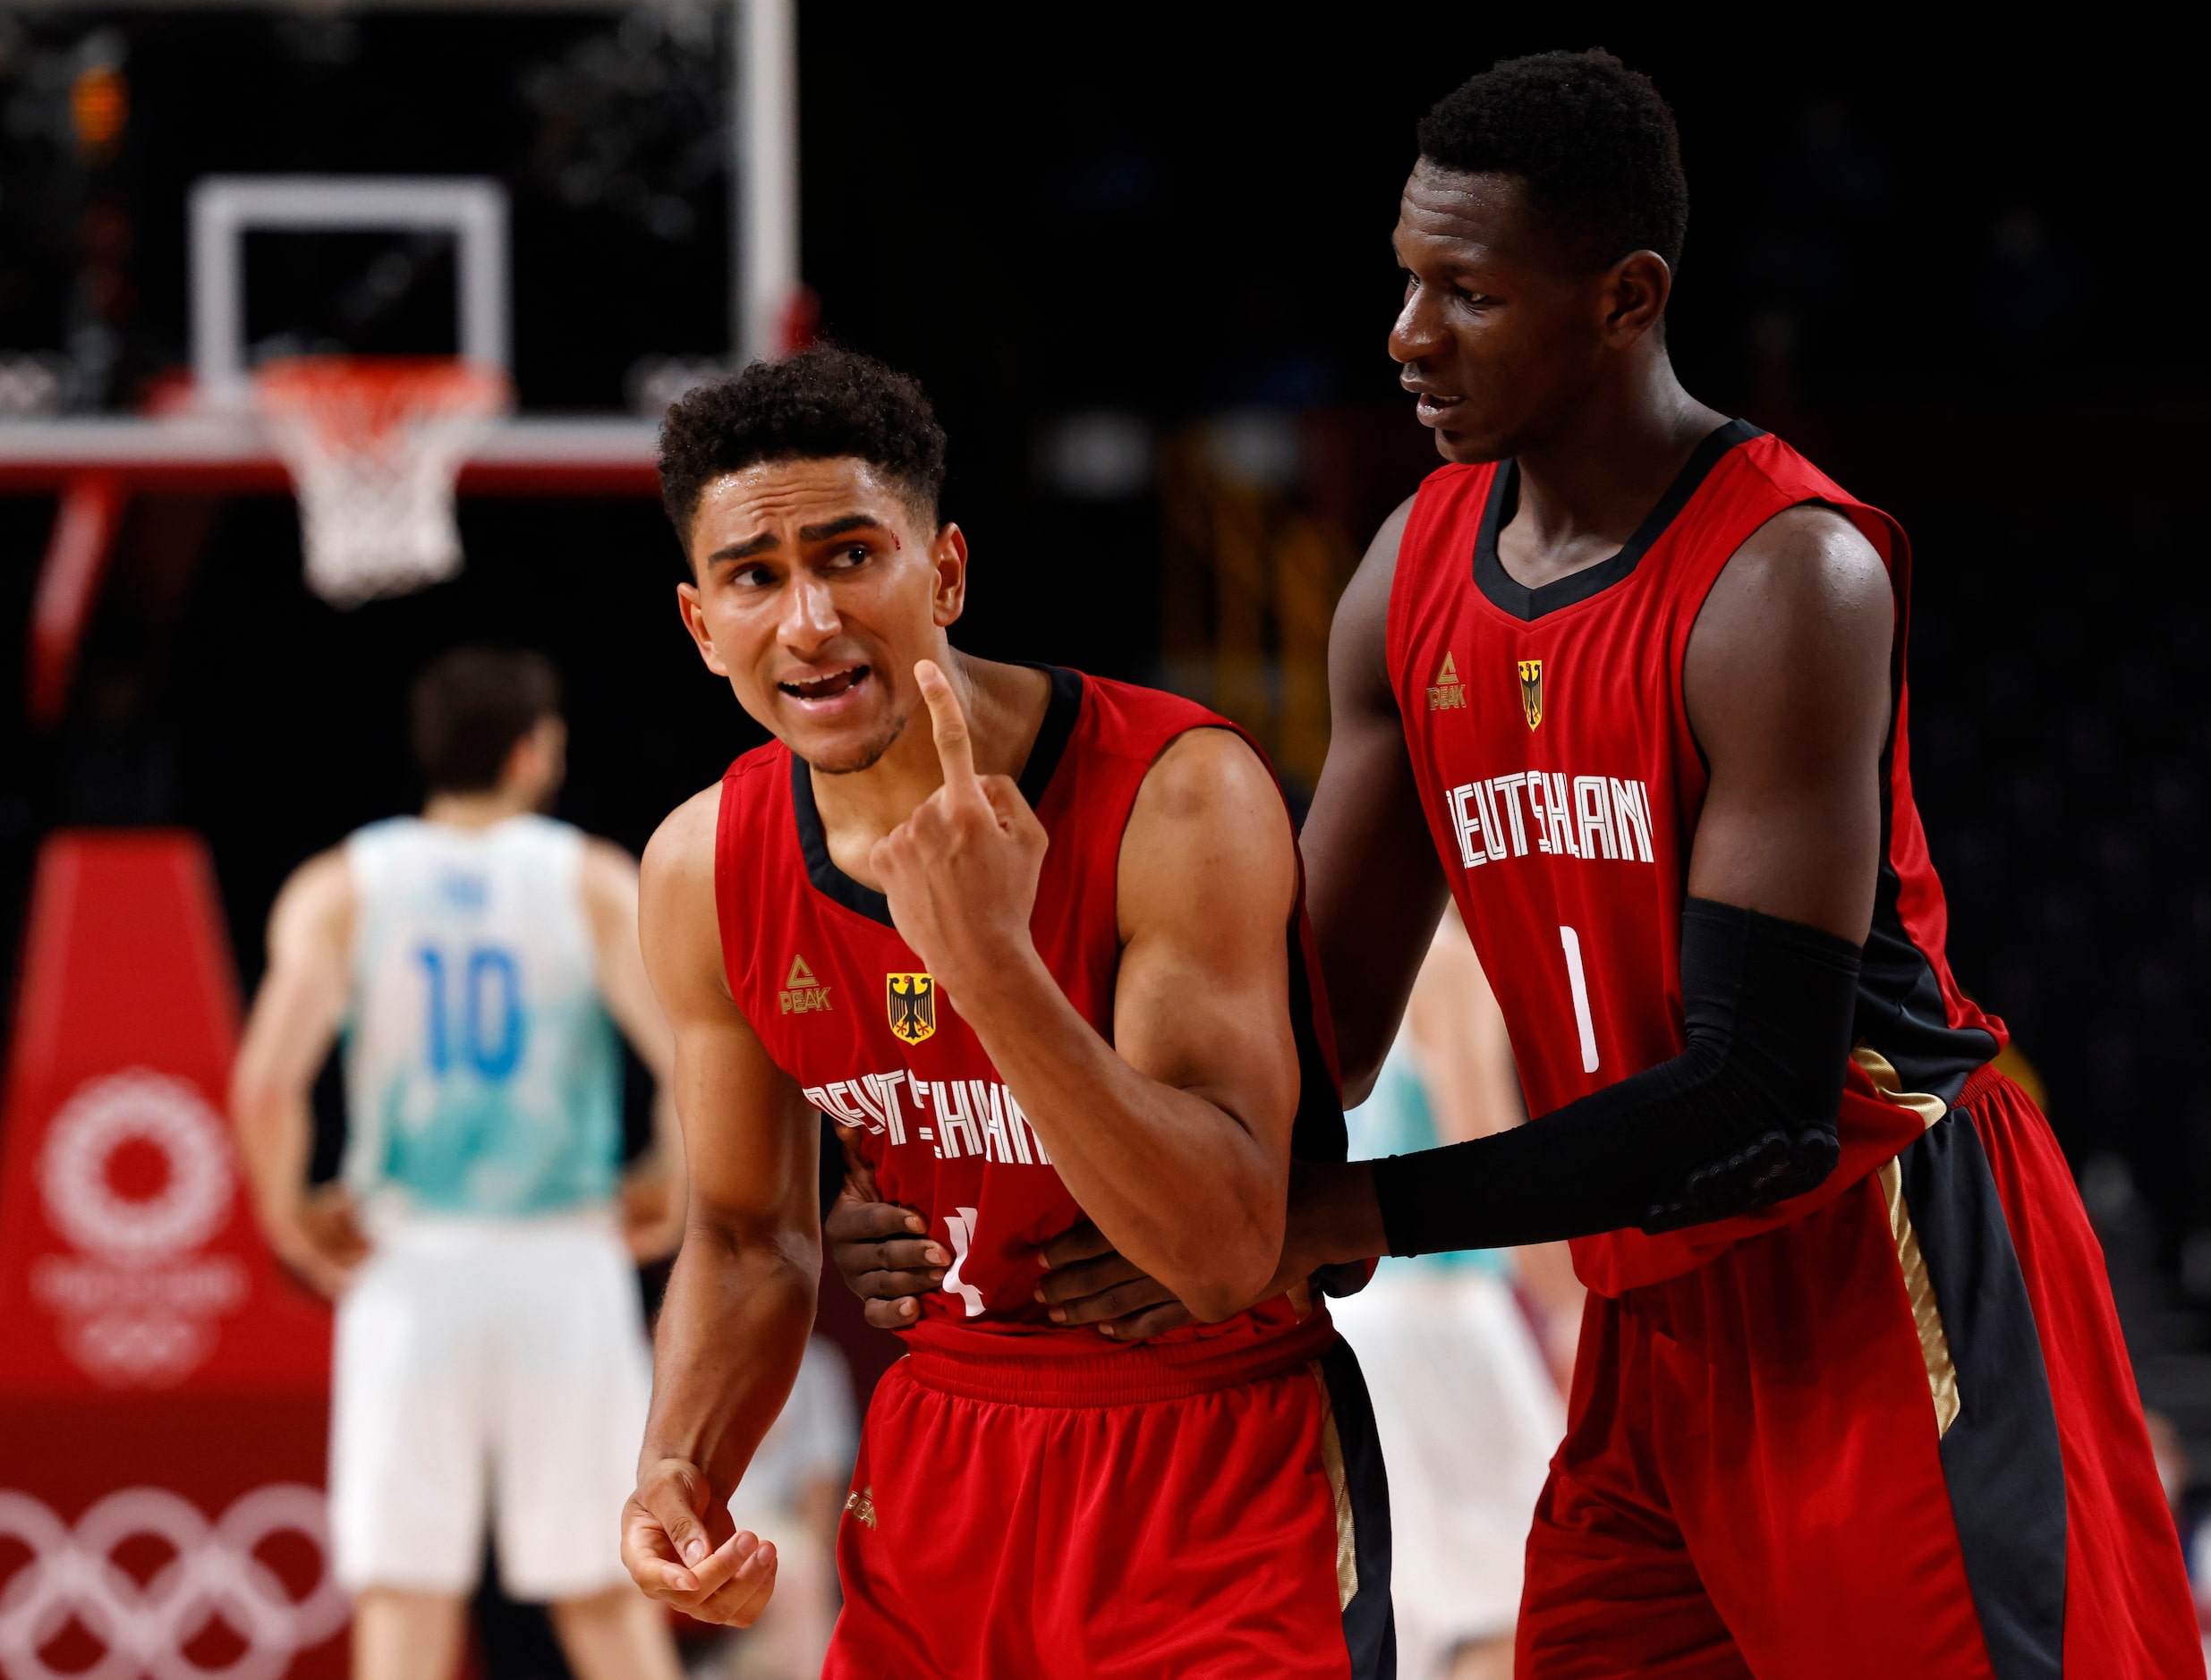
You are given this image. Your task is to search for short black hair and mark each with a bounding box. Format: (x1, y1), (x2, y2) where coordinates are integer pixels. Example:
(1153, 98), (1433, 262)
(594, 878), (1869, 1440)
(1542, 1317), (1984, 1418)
(1417, 50), (1688, 271)
(656, 344), (949, 540)
(410, 647), (561, 794)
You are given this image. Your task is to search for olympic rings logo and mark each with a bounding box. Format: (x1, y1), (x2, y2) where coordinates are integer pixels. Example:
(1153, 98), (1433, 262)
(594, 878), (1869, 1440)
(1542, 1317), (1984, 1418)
(39, 1072), (233, 1264)
(0, 1484), (347, 1680)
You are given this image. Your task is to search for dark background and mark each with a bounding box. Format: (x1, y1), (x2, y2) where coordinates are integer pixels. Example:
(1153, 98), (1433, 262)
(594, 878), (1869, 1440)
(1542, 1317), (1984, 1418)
(5, 0), (2211, 1620)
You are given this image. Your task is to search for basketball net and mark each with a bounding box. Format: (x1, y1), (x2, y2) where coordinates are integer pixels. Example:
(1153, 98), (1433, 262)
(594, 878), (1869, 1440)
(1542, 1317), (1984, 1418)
(251, 356), (512, 607)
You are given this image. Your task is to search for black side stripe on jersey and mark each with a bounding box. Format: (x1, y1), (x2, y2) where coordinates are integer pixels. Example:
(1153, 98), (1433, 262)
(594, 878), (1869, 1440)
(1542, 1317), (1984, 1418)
(1285, 917), (1348, 1166)
(790, 664), (1084, 930)
(1472, 419), (1765, 622)
(1857, 855), (2000, 1107)
(1898, 1107), (2066, 1680)
(1316, 1337), (1398, 1680)
(1852, 512), (1996, 1112)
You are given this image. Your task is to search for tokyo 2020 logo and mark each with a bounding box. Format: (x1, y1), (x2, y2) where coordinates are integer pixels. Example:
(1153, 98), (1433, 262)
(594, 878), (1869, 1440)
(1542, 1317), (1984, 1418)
(30, 1071), (247, 1387)
(39, 1070), (232, 1261)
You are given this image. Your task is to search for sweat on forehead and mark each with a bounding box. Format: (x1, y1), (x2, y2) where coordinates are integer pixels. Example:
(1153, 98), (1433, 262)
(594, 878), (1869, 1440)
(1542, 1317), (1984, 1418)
(689, 457), (928, 557)
(1399, 164), (1560, 259)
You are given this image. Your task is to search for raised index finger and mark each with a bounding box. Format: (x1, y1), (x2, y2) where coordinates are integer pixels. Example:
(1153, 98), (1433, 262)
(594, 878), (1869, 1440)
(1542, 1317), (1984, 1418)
(914, 659), (984, 802)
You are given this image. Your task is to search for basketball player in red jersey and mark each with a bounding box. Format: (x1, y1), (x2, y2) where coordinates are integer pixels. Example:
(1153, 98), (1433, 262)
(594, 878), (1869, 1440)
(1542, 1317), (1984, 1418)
(618, 347), (1391, 1676)
(831, 53), (2202, 1677)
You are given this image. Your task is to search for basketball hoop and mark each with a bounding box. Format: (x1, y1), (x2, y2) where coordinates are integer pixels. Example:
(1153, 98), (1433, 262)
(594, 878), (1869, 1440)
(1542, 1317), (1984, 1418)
(251, 355), (511, 607)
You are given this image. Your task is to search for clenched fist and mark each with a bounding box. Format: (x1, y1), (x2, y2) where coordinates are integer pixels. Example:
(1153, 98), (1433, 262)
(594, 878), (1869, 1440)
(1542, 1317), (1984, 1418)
(622, 1456), (778, 1625)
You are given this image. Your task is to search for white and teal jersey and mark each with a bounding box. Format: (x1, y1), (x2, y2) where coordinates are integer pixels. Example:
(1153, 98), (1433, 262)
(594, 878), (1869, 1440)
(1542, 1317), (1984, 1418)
(342, 814), (622, 1217)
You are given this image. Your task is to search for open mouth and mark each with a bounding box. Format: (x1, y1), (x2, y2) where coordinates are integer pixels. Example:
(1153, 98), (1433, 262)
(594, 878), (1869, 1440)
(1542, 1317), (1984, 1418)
(778, 664), (871, 704)
(1413, 389), (1466, 417)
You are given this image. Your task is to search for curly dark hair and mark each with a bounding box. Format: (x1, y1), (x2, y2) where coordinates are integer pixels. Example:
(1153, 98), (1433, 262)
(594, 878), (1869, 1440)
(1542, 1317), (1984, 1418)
(656, 345), (949, 541)
(1417, 49), (1688, 271)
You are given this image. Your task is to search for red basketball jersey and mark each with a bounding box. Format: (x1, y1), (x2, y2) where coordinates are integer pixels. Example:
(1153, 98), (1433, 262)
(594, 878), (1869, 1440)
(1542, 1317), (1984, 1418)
(713, 666), (1344, 1357)
(1388, 421), (2004, 1296)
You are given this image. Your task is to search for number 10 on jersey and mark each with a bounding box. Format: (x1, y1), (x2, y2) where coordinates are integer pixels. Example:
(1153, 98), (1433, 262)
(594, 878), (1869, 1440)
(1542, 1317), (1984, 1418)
(417, 944), (525, 1080)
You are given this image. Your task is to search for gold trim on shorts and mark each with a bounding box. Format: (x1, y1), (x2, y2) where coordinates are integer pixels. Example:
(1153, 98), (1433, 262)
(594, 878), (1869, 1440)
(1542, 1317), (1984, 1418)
(1308, 1360), (1357, 1610)
(1879, 1157), (1961, 1439)
(1853, 1044), (1948, 1130)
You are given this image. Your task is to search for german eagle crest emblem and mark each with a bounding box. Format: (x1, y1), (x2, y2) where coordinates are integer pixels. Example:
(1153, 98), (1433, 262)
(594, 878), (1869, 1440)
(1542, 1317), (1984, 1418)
(887, 972), (937, 1044)
(1517, 658), (1544, 730)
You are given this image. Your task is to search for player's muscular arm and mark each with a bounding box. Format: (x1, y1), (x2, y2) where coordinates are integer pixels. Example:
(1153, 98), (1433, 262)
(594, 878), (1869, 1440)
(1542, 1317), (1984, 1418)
(1297, 504), (1895, 1262)
(623, 788), (815, 1628)
(872, 664), (1299, 1323)
(1681, 504), (1892, 937)
(228, 849), (369, 1297)
(1300, 495), (1451, 1103)
(1090, 725), (1302, 1311)
(580, 839), (686, 1260)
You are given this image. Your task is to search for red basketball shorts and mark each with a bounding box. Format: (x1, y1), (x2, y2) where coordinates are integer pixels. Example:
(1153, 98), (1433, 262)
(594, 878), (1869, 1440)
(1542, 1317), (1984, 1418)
(823, 1326), (1393, 1679)
(1518, 1065), (2203, 1678)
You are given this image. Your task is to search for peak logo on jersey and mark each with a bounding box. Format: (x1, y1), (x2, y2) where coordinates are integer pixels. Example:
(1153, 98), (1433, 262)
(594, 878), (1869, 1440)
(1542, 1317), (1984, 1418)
(779, 955), (832, 1015)
(1427, 653), (1467, 712)
(843, 1486), (879, 1530)
(1517, 659), (1544, 729)
(887, 973), (937, 1044)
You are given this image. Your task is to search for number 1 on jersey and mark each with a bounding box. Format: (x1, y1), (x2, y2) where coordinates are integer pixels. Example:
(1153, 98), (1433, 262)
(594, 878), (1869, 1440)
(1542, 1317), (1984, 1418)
(1559, 925), (1600, 1074)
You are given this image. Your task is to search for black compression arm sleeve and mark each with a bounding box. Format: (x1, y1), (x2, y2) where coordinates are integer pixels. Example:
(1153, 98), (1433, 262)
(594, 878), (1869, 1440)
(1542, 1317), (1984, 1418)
(1368, 899), (1862, 1257)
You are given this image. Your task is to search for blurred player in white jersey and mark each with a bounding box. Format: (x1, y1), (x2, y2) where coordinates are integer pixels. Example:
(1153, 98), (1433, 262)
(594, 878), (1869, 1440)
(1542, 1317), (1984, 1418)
(231, 647), (685, 1680)
(1329, 912), (1580, 1680)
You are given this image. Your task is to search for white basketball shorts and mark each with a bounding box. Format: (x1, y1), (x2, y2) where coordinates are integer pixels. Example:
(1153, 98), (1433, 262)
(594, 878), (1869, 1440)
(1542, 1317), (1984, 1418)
(1330, 1264), (1566, 1676)
(330, 1209), (651, 1600)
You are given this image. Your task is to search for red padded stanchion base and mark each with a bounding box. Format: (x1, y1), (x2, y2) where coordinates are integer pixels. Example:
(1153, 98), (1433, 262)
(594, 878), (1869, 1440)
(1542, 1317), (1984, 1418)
(0, 832), (344, 1677)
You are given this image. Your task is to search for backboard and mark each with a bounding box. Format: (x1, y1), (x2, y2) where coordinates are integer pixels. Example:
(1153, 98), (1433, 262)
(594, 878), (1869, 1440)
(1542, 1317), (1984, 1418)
(0, 170), (658, 499)
(0, 0), (799, 717)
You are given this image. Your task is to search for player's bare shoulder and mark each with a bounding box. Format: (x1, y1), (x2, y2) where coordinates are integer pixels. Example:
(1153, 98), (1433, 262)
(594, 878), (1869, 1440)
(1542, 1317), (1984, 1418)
(1134, 725), (1282, 827)
(1330, 491), (1418, 694)
(1118, 726), (1297, 938)
(579, 832), (642, 894)
(278, 842), (352, 906)
(640, 783), (732, 1007)
(268, 844), (356, 956)
(1696, 504), (1892, 657)
(577, 834), (642, 932)
(642, 784), (722, 890)
(1685, 502), (1894, 739)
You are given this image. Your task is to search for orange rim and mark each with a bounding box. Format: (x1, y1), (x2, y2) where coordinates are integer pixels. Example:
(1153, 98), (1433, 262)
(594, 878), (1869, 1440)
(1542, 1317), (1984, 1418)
(251, 354), (510, 444)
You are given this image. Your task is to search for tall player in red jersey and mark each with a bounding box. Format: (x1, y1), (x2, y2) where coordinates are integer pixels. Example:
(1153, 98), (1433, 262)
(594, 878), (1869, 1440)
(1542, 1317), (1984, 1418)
(618, 348), (1392, 1676)
(831, 52), (2201, 1679)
